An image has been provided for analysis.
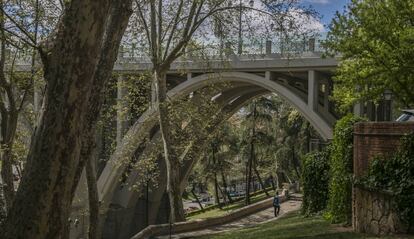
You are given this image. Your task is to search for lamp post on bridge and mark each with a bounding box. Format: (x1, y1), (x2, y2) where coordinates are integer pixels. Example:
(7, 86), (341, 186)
(383, 90), (393, 121)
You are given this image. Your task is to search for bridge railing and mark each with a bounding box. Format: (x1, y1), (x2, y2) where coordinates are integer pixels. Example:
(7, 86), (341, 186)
(7, 36), (326, 66)
(116, 36), (326, 64)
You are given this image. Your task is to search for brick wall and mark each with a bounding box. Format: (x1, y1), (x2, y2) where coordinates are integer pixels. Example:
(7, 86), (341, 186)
(353, 122), (414, 234)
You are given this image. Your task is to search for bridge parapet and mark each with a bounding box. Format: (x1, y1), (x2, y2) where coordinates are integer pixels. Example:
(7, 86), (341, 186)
(7, 37), (326, 72)
(116, 37), (325, 64)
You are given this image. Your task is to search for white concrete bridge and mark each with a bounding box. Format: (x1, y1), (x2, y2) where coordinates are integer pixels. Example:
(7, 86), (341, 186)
(88, 49), (339, 238)
(12, 41), (340, 239)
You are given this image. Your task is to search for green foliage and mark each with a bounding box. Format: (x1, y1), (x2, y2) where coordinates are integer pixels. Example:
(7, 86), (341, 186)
(327, 114), (365, 224)
(302, 148), (330, 216)
(360, 134), (414, 232)
(324, 0), (414, 110)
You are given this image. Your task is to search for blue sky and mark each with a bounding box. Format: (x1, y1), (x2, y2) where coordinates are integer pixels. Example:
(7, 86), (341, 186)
(303, 0), (350, 30)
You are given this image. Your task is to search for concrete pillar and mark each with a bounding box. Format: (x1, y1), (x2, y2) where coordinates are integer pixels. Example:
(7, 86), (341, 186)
(117, 45), (124, 60)
(265, 40), (272, 55)
(308, 70), (318, 111)
(116, 75), (129, 145)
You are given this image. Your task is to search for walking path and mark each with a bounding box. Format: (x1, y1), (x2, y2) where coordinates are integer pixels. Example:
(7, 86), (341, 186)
(156, 194), (302, 239)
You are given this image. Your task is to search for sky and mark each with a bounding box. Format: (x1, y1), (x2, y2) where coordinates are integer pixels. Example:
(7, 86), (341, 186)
(303, 0), (350, 31)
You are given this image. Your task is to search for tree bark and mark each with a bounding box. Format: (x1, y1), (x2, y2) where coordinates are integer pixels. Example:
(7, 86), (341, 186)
(1, 1), (112, 238)
(86, 154), (99, 239)
(154, 70), (185, 223)
(69, 1), (133, 237)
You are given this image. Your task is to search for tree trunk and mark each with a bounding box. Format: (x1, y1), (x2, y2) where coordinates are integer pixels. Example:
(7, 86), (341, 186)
(154, 70), (185, 223)
(0, 109), (19, 212)
(217, 184), (227, 205)
(1, 1), (112, 238)
(214, 174), (221, 207)
(220, 170), (233, 203)
(245, 101), (256, 205)
(254, 166), (269, 196)
(212, 146), (221, 208)
(0, 2), (19, 212)
(86, 152), (99, 239)
(191, 187), (204, 211)
(269, 175), (276, 190)
(0, 149), (15, 212)
(70, 1), (133, 237)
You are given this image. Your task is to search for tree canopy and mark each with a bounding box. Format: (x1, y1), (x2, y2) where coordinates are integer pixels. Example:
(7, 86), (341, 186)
(325, 0), (414, 109)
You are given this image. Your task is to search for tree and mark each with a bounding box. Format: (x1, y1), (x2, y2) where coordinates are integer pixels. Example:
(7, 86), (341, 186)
(0, 0), (42, 213)
(324, 0), (414, 110)
(1, 1), (133, 238)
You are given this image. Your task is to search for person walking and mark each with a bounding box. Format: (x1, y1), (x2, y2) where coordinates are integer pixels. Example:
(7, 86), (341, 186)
(273, 191), (281, 217)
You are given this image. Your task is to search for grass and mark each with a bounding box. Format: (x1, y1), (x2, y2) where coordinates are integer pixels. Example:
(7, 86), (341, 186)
(200, 211), (414, 239)
(187, 189), (276, 220)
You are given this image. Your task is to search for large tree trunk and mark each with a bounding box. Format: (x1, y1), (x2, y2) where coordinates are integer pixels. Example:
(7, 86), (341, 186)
(154, 70), (185, 223)
(69, 1), (133, 238)
(1, 1), (112, 238)
(86, 155), (99, 239)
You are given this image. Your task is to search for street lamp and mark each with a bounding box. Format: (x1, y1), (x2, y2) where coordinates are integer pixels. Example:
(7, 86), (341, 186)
(383, 89), (393, 121)
(238, 0), (255, 55)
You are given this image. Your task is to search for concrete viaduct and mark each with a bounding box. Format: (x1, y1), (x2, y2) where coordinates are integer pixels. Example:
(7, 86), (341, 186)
(86, 51), (339, 239)
(14, 47), (340, 238)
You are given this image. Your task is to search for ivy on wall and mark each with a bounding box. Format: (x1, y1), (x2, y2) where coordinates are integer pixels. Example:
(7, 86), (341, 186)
(359, 134), (414, 233)
(302, 148), (330, 216)
(326, 114), (365, 224)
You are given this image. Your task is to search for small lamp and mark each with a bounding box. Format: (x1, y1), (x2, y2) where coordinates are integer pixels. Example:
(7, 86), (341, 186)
(383, 89), (392, 101)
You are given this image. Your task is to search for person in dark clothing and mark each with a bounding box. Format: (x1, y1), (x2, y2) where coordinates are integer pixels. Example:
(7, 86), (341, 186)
(273, 191), (280, 217)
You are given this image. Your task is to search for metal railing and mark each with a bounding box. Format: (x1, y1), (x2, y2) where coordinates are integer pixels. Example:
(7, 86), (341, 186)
(7, 37), (326, 66)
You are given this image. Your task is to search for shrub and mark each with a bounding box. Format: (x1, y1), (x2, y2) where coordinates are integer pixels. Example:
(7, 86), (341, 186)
(327, 114), (365, 224)
(360, 134), (414, 232)
(302, 148), (330, 216)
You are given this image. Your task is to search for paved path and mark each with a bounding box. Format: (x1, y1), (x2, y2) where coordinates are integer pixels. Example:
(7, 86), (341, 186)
(157, 194), (302, 239)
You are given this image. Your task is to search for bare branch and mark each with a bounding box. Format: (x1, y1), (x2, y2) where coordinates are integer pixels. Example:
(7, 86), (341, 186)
(162, 0), (184, 61)
(0, 7), (37, 46)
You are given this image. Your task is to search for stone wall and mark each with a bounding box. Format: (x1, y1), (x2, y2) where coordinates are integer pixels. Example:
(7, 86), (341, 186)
(353, 187), (400, 234)
(353, 122), (414, 235)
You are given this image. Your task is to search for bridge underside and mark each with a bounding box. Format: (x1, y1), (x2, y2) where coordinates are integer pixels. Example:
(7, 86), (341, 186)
(70, 64), (338, 239)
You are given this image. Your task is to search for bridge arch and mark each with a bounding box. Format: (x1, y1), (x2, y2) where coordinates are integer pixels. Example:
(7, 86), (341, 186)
(85, 71), (335, 236)
(96, 71), (334, 210)
(172, 71), (333, 139)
